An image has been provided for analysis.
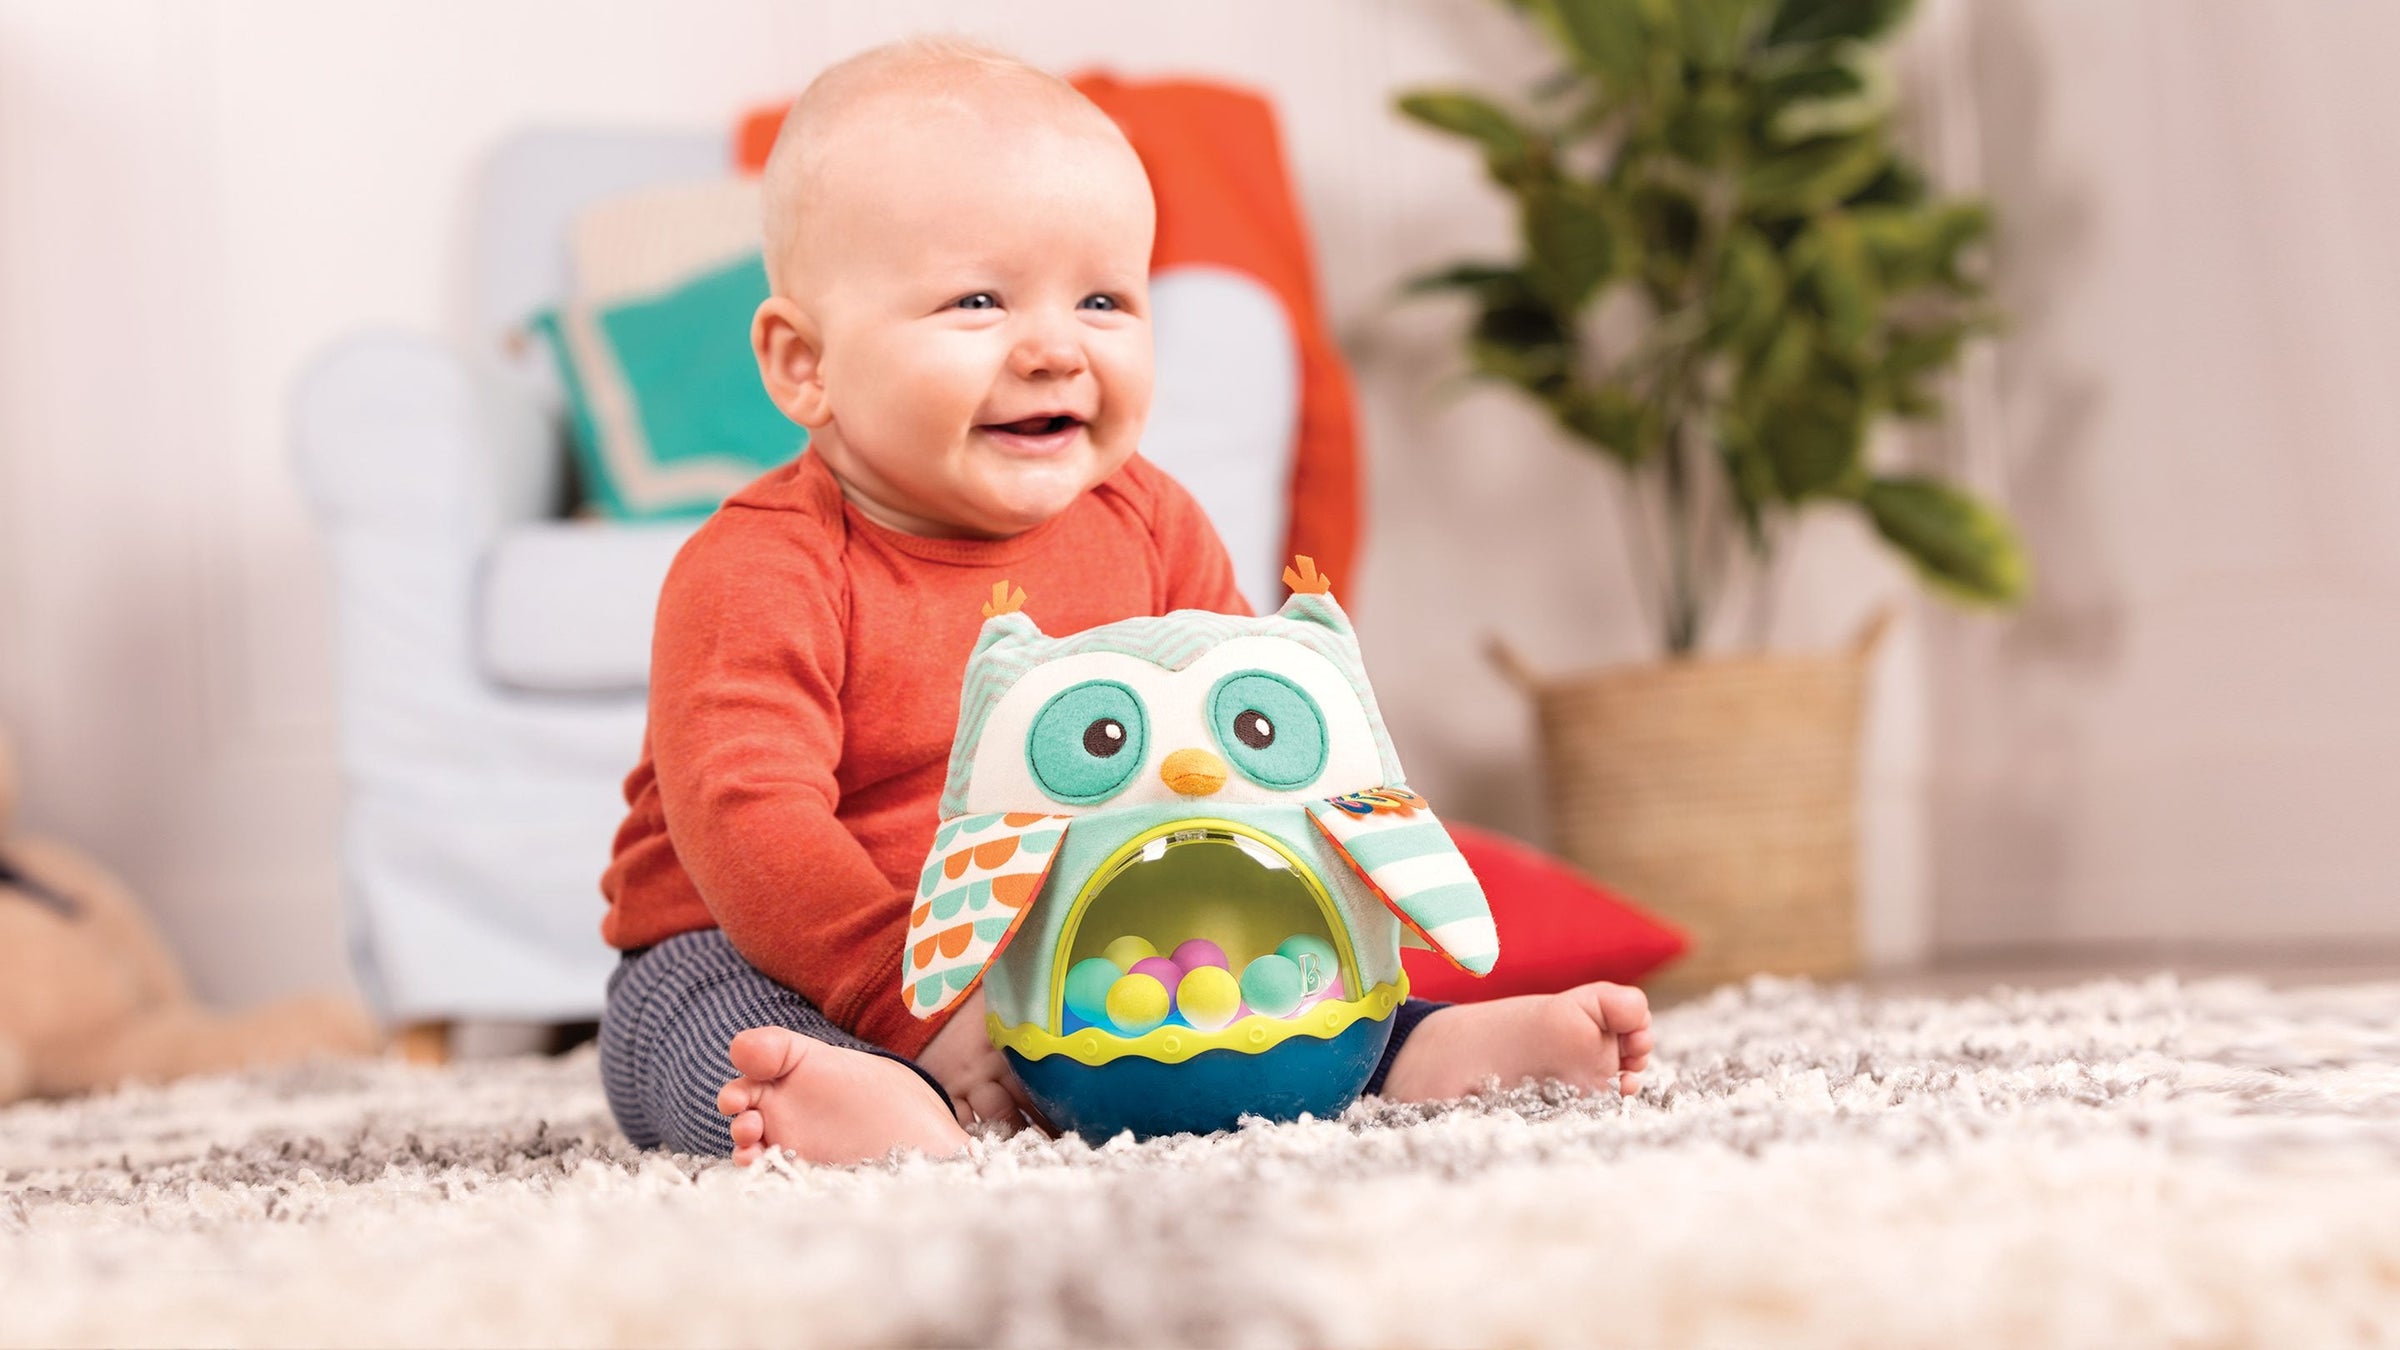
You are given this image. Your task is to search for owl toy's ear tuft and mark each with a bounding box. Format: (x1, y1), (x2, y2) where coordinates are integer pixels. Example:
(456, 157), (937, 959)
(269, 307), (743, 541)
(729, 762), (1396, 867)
(1275, 579), (1355, 636)
(970, 583), (1045, 661)
(1281, 555), (1334, 597)
(1277, 555), (1352, 632)
(981, 580), (1029, 618)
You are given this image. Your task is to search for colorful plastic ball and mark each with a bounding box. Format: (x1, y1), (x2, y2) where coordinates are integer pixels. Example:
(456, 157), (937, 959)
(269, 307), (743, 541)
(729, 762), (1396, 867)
(1128, 956), (1184, 990)
(1170, 938), (1230, 972)
(1105, 973), (1171, 1036)
(1239, 954), (1306, 1018)
(1100, 935), (1159, 970)
(1277, 935), (1340, 995)
(1064, 958), (1122, 1026)
(1175, 966), (1243, 1031)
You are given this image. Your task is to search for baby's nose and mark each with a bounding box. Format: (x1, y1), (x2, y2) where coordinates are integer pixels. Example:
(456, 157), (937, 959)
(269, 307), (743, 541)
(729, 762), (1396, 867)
(1009, 321), (1088, 379)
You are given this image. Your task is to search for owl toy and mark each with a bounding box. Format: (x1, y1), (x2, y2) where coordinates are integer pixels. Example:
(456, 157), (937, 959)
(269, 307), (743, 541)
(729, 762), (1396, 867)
(903, 559), (1497, 1141)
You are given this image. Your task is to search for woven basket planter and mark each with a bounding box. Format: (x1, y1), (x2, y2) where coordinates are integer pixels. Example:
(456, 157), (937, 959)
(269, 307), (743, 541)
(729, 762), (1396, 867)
(1494, 615), (1888, 996)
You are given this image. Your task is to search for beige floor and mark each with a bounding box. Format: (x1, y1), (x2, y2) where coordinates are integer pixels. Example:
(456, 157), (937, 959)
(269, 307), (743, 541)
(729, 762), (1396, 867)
(1638, 940), (2400, 1011)
(1837, 940), (2400, 999)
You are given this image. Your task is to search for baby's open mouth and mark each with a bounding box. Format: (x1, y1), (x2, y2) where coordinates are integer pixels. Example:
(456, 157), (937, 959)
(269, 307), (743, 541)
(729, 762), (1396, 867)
(984, 414), (1083, 437)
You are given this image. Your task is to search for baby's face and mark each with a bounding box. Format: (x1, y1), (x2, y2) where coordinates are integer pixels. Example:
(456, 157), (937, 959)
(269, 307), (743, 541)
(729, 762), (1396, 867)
(770, 111), (1156, 538)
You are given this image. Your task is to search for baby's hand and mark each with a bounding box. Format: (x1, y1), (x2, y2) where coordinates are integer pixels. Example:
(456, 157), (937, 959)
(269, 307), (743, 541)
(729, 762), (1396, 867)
(915, 989), (1052, 1135)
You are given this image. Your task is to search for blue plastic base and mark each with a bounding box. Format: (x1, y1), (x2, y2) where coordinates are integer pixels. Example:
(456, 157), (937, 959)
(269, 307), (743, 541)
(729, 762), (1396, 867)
(1005, 1012), (1394, 1143)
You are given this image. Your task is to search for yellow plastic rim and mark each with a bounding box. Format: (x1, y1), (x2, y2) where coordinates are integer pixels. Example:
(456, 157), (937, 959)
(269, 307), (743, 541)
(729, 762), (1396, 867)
(992, 976), (1408, 1066)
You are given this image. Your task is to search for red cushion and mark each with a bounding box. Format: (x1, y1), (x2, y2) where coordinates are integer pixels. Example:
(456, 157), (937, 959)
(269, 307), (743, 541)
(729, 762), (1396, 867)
(1400, 823), (1686, 1001)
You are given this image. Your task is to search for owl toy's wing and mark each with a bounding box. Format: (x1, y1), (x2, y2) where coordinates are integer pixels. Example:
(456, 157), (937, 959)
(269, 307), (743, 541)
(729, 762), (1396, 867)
(904, 812), (1074, 1018)
(1307, 787), (1498, 976)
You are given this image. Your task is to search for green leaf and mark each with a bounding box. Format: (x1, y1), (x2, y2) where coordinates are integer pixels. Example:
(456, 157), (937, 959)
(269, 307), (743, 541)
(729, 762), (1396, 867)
(1678, 0), (1774, 66)
(1764, 43), (1892, 143)
(1847, 204), (1937, 290)
(1767, 0), (1916, 47)
(1756, 44), (1867, 100)
(1850, 201), (1990, 292)
(1750, 356), (1868, 498)
(1396, 90), (1539, 181)
(1884, 316), (1977, 377)
(1709, 226), (1787, 350)
(1555, 381), (1655, 463)
(1712, 411), (1782, 547)
(1664, 75), (1752, 164)
(1794, 214), (1878, 352)
(1743, 313), (1817, 397)
(1925, 200), (1995, 287)
(1523, 184), (1623, 311)
(1469, 284), (1576, 394)
(1845, 158), (1928, 207)
(1404, 262), (1522, 296)
(1860, 476), (2029, 603)
(1878, 311), (1993, 416)
(1629, 180), (1702, 298)
(1739, 132), (1890, 213)
(1539, 0), (1659, 94)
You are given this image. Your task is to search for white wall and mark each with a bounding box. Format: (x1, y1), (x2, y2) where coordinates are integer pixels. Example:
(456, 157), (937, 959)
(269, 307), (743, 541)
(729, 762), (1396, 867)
(0, 0), (1977, 1005)
(1929, 1), (2400, 953)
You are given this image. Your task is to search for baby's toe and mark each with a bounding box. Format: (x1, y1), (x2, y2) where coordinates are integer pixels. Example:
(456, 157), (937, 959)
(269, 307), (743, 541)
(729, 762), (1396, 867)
(728, 1026), (810, 1084)
(1620, 1027), (1656, 1065)
(1619, 1070), (1641, 1097)
(729, 1108), (767, 1163)
(1591, 983), (1651, 1035)
(964, 1080), (1017, 1129)
(718, 1077), (763, 1118)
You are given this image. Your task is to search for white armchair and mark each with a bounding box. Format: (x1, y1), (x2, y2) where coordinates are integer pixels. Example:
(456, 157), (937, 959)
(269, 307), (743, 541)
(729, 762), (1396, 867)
(293, 127), (1300, 1044)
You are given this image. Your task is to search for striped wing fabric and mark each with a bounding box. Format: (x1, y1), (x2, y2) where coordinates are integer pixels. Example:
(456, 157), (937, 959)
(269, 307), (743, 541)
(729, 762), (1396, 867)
(904, 812), (1074, 1017)
(1307, 788), (1498, 976)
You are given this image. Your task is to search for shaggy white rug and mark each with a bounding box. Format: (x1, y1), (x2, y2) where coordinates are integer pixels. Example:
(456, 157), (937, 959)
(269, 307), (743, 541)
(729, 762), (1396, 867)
(3, 975), (2398, 1349)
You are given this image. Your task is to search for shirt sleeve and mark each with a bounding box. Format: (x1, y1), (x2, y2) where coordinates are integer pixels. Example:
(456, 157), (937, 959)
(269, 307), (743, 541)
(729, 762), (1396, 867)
(1138, 458), (1258, 618)
(645, 511), (950, 1058)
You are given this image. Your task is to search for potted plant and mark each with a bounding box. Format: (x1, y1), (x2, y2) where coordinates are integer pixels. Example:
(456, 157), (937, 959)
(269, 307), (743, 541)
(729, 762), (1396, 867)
(1398, 0), (2028, 991)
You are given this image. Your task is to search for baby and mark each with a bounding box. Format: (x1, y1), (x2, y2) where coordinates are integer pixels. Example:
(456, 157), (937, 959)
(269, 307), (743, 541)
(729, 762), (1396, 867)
(595, 37), (1655, 1167)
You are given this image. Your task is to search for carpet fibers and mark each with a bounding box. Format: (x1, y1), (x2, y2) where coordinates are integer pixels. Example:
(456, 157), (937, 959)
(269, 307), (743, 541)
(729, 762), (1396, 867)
(4, 975), (2398, 1348)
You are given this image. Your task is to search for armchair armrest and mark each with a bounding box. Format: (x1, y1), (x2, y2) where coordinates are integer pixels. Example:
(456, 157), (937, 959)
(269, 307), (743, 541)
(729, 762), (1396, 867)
(292, 331), (559, 540)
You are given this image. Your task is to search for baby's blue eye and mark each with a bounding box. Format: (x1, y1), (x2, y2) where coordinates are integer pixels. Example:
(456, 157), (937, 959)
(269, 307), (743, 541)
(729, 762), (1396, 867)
(1080, 294), (1118, 312)
(1208, 671), (1327, 789)
(955, 292), (998, 310)
(1027, 680), (1149, 804)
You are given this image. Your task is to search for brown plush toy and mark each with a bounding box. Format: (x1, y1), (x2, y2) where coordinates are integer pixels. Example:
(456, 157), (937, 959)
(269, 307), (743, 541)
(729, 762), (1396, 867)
(0, 729), (380, 1104)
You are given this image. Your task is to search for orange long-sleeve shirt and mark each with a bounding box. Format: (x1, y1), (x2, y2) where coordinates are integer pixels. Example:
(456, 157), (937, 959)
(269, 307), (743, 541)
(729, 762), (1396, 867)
(600, 451), (1251, 1058)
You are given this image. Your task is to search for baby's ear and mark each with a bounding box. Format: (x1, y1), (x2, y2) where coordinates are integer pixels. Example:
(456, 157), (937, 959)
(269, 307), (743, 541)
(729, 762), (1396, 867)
(752, 295), (829, 427)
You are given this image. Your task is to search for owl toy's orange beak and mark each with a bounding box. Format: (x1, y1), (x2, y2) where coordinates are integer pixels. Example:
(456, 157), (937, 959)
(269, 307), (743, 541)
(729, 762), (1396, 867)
(1160, 747), (1228, 796)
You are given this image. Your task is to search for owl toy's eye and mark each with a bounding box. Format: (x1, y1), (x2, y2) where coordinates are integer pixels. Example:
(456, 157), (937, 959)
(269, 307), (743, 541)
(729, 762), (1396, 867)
(1208, 671), (1328, 789)
(1083, 718), (1128, 756)
(1028, 680), (1149, 804)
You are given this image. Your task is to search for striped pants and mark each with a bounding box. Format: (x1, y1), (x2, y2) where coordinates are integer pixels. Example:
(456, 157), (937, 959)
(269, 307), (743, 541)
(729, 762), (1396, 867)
(598, 926), (1445, 1156)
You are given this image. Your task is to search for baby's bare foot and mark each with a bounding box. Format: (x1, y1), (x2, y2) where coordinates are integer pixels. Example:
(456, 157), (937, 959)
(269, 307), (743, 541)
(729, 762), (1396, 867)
(715, 1027), (971, 1166)
(1380, 983), (1655, 1103)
